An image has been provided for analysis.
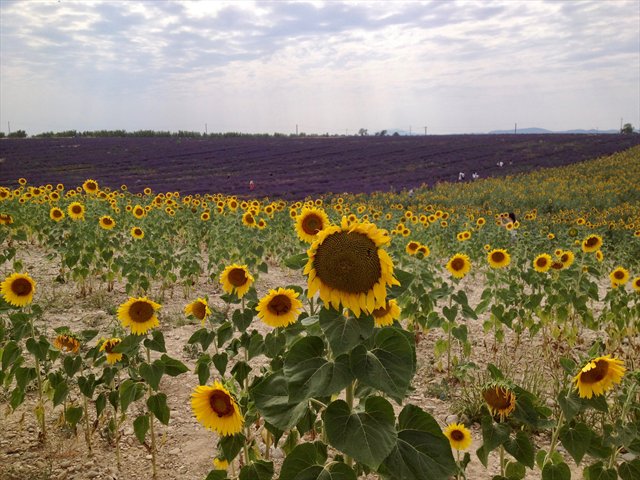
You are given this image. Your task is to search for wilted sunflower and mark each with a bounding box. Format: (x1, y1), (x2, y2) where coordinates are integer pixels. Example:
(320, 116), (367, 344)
(1, 272), (36, 307)
(131, 226), (144, 239)
(220, 264), (254, 298)
(68, 202), (85, 220)
(295, 207), (330, 243)
(574, 355), (625, 399)
(82, 179), (98, 194)
(100, 338), (123, 364)
(184, 297), (212, 324)
(482, 383), (516, 421)
(487, 249), (510, 269)
(191, 381), (243, 436)
(609, 267), (629, 288)
(117, 296), (161, 335)
(559, 250), (575, 268)
(443, 423), (472, 451)
(256, 287), (303, 327)
(446, 253), (472, 279)
(304, 217), (399, 317)
(581, 234), (603, 253)
(54, 332), (80, 353)
(405, 240), (420, 255)
(99, 215), (116, 230)
(371, 299), (401, 327)
(533, 253), (552, 273)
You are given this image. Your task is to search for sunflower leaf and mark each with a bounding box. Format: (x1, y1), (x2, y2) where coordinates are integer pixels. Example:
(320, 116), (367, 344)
(285, 253), (308, 270)
(319, 307), (374, 356)
(112, 334), (142, 356)
(541, 462), (571, 480)
(504, 431), (535, 469)
(160, 354), (188, 376)
(143, 330), (166, 353)
(559, 422), (592, 465)
(119, 379), (145, 413)
(212, 352), (228, 376)
(133, 414), (150, 444)
(147, 392), (170, 425)
(65, 406), (83, 428)
(583, 461), (617, 480)
(387, 269), (414, 299)
(619, 459), (640, 480)
(251, 371), (308, 431)
(63, 355), (82, 378)
(280, 441), (357, 480)
(139, 361), (165, 391)
(477, 415), (511, 467)
(239, 460), (274, 480)
(219, 432), (246, 461)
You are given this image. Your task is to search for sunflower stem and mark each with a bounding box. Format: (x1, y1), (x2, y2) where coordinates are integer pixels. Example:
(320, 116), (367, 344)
(83, 394), (93, 454)
(29, 316), (47, 442)
(146, 347), (158, 479)
(499, 445), (505, 476)
(344, 381), (355, 467)
(544, 409), (564, 468)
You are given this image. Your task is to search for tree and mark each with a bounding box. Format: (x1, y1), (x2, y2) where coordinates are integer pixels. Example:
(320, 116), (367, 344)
(8, 130), (27, 138)
(358, 128), (368, 136)
(621, 123), (634, 134)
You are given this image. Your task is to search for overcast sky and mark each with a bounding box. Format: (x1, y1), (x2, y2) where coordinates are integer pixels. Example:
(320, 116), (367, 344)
(1, 0), (638, 135)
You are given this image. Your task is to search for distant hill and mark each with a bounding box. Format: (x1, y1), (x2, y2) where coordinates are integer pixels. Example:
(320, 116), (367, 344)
(488, 127), (620, 134)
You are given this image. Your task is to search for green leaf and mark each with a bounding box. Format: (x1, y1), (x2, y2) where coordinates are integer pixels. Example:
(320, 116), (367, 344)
(350, 328), (415, 403)
(619, 459), (640, 480)
(504, 431), (535, 469)
(112, 334), (143, 355)
(279, 441), (357, 480)
(248, 331), (265, 359)
(505, 461), (526, 480)
(557, 390), (583, 422)
(324, 396), (397, 470)
(139, 361), (165, 391)
(380, 404), (456, 480)
(559, 422), (592, 465)
(63, 355), (82, 378)
(541, 462), (571, 480)
(147, 393), (170, 425)
(559, 357), (577, 375)
(26, 336), (49, 361)
(231, 361), (251, 385)
(442, 305), (458, 323)
(144, 330), (166, 353)
(96, 392), (107, 417)
(133, 414), (150, 443)
(53, 382), (69, 407)
(477, 415), (511, 467)
(188, 328), (216, 351)
(197, 361), (210, 385)
(10, 387), (25, 410)
(583, 462), (617, 480)
(284, 336), (352, 403)
(251, 371), (308, 430)
(213, 352), (228, 376)
(239, 460), (273, 480)
(205, 471), (227, 480)
(15, 366), (36, 390)
(65, 406), (84, 428)
(387, 269), (414, 299)
(219, 433), (245, 461)
(319, 307), (374, 356)
(217, 322), (233, 348)
(264, 331), (286, 358)
(232, 309), (254, 331)
(285, 253), (308, 270)
(1, 341), (21, 371)
(119, 379), (145, 412)
(77, 374), (97, 398)
(160, 354), (188, 376)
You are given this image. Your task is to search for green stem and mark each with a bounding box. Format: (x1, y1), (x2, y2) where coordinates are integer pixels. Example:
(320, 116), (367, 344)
(146, 347), (158, 479)
(83, 395), (93, 454)
(544, 409), (565, 467)
(30, 317), (46, 442)
(344, 382), (355, 467)
(499, 445), (505, 476)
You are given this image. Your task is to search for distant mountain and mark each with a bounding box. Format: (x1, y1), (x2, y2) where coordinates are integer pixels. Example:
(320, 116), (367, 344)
(488, 127), (620, 134)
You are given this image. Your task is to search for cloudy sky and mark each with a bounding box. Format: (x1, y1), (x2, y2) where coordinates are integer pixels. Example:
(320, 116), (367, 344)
(1, 0), (638, 135)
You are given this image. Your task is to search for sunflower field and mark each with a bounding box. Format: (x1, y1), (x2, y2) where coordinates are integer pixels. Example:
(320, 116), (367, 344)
(0, 145), (639, 480)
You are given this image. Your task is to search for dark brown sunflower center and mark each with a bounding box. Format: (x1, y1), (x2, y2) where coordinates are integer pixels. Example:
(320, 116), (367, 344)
(491, 252), (505, 263)
(135, 208), (143, 215)
(585, 237), (598, 247)
(129, 301), (154, 323)
(86, 182), (96, 190)
(614, 271), (624, 280)
(104, 340), (119, 353)
(192, 301), (207, 320)
(245, 214), (255, 224)
(134, 228), (142, 236)
(551, 262), (563, 270)
(228, 268), (248, 287)
(450, 429), (465, 441)
(313, 231), (381, 294)
(536, 258), (548, 267)
(11, 278), (33, 296)
(560, 254), (569, 263)
(210, 391), (233, 417)
(451, 258), (465, 271)
(53, 209), (62, 218)
(302, 214), (323, 235)
(268, 294), (292, 315)
(580, 360), (608, 384)
(103, 218), (113, 226)
(408, 242), (419, 251)
(72, 205), (82, 214)
(483, 387), (514, 411)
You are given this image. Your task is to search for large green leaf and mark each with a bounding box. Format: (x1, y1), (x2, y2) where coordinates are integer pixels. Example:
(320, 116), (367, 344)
(477, 415), (511, 467)
(1, 341), (21, 371)
(143, 330), (166, 353)
(219, 433), (246, 461)
(26, 336), (49, 361)
(387, 269), (414, 300)
(239, 460), (273, 480)
(324, 397), (397, 470)
(559, 422), (592, 465)
(284, 336), (352, 403)
(504, 431), (535, 469)
(133, 414), (150, 443)
(119, 379), (145, 413)
(160, 354), (188, 376)
(147, 392), (170, 425)
(279, 442), (356, 480)
(139, 361), (165, 391)
(380, 404), (456, 480)
(583, 462), (617, 480)
(251, 372), (308, 430)
(541, 462), (571, 480)
(350, 328), (414, 403)
(319, 308), (374, 356)
(619, 459), (640, 480)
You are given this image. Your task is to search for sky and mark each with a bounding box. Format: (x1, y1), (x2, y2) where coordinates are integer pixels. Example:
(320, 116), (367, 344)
(1, 0), (638, 135)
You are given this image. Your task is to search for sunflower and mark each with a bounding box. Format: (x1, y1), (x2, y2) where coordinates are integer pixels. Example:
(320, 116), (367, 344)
(82, 179), (99, 194)
(295, 207), (330, 243)
(533, 253), (552, 273)
(256, 287), (303, 328)
(476, 217), (486, 227)
(242, 211), (256, 227)
(609, 267), (629, 288)
(559, 250), (575, 268)
(0, 213), (14, 225)
(631, 277), (640, 292)
(405, 241), (420, 255)
(446, 253), (472, 279)
(68, 202), (85, 220)
(131, 226), (144, 239)
(303, 217), (399, 317)
(53, 332), (80, 353)
(100, 338), (123, 364)
(117, 297), (161, 335)
(1, 272), (36, 307)
(213, 458), (229, 470)
(191, 381), (243, 436)
(443, 423), (472, 451)
(487, 249), (510, 269)
(582, 234), (603, 253)
(482, 383), (516, 421)
(99, 215), (116, 230)
(416, 245), (430, 258)
(184, 298), (212, 324)
(132, 205), (146, 219)
(220, 264), (254, 298)
(371, 299), (401, 327)
(200, 212), (210, 221)
(574, 355), (625, 399)
(595, 250), (603, 262)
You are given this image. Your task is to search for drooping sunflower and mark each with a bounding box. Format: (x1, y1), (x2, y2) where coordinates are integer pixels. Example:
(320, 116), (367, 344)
(220, 264), (254, 298)
(99, 215), (116, 230)
(256, 287), (303, 328)
(184, 297), (212, 324)
(131, 226), (144, 239)
(446, 253), (472, 279)
(574, 355), (625, 399)
(100, 338), (123, 364)
(533, 253), (552, 273)
(443, 423), (472, 451)
(405, 240), (420, 255)
(581, 234), (603, 253)
(559, 250), (575, 268)
(191, 381), (244, 436)
(53, 332), (80, 353)
(371, 299), (401, 327)
(487, 249), (510, 269)
(68, 201), (85, 220)
(304, 217), (399, 317)
(482, 382), (516, 421)
(117, 296), (161, 335)
(82, 179), (99, 194)
(295, 207), (330, 243)
(609, 267), (629, 288)
(1, 272), (36, 307)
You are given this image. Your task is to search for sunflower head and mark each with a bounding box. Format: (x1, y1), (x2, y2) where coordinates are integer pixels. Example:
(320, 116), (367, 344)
(191, 381), (244, 436)
(82, 179), (98, 194)
(443, 423), (472, 451)
(117, 297), (161, 335)
(405, 240), (420, 255)
(446, 253), (472, 279)
(68, 202), (85, 220)
(371, 299), (401, 327)
(100, 337), (123, 364)
(574, 355), (625, 399)
(220, 264), (254, 298)
(295, 207), (330, 243)
(416, 245), (430, 258)
(256, 287), (303, 328)
(582, 234), (603, 253)
(213, 458), (229, 470)
(1, 272), (36, 307)
(131, 226), (144, 239)
(487, 249), (510, 269)
(609, 267), (629, 288)
(53, 332), (80, 353)
(482, 382), (516, 421)
(559, 250), (575, 268)
(132, 205), (146, 219)
(99, 215), (116, 230)
(632, 277), (640, 292)
(533, 253), (552, 273)
(185, 298), (212, 324)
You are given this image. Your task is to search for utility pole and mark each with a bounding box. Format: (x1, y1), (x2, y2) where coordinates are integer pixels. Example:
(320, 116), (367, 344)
(205, 123), (208, 135)
(620, 118), (623, 133)
(296, 124), (298, 135)
(514, 123), (517, 134)
(424, 126), (427, 135)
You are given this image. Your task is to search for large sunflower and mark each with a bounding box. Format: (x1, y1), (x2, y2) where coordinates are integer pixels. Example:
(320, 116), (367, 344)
(446, 253), (472, 279)
(581, 234), (603, 253)
(487, 249), (510, 269)
(482, 383), (516, 421)
(371, 299), (401, 327)
(443, 423), (472, 451)
(559, 250), (575, 268)
(533, 253), (552, 273)
(295, 207), (330, 243)
(256, 287), (303, 328)
(191, 381), (243, 436)
(99, 215), (116, 230)
(609, 267), (629, 288)
(184, 297), (212, 324)
(54, 332), (80, 353)
(117, 297), (161, 335)
(50, 207), (65, 222)
(303, 217), (399, 317)
(220, 264), (254, 298)
(68, 202), (85, 220)
(82, 179), (99, 194)
(1, 272), (36, 307)
(574, 355), (625, 399)
(100, 338), (123, 364)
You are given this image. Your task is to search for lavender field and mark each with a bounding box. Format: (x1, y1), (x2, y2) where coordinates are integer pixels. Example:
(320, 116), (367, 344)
(1, 134), (638, 198)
